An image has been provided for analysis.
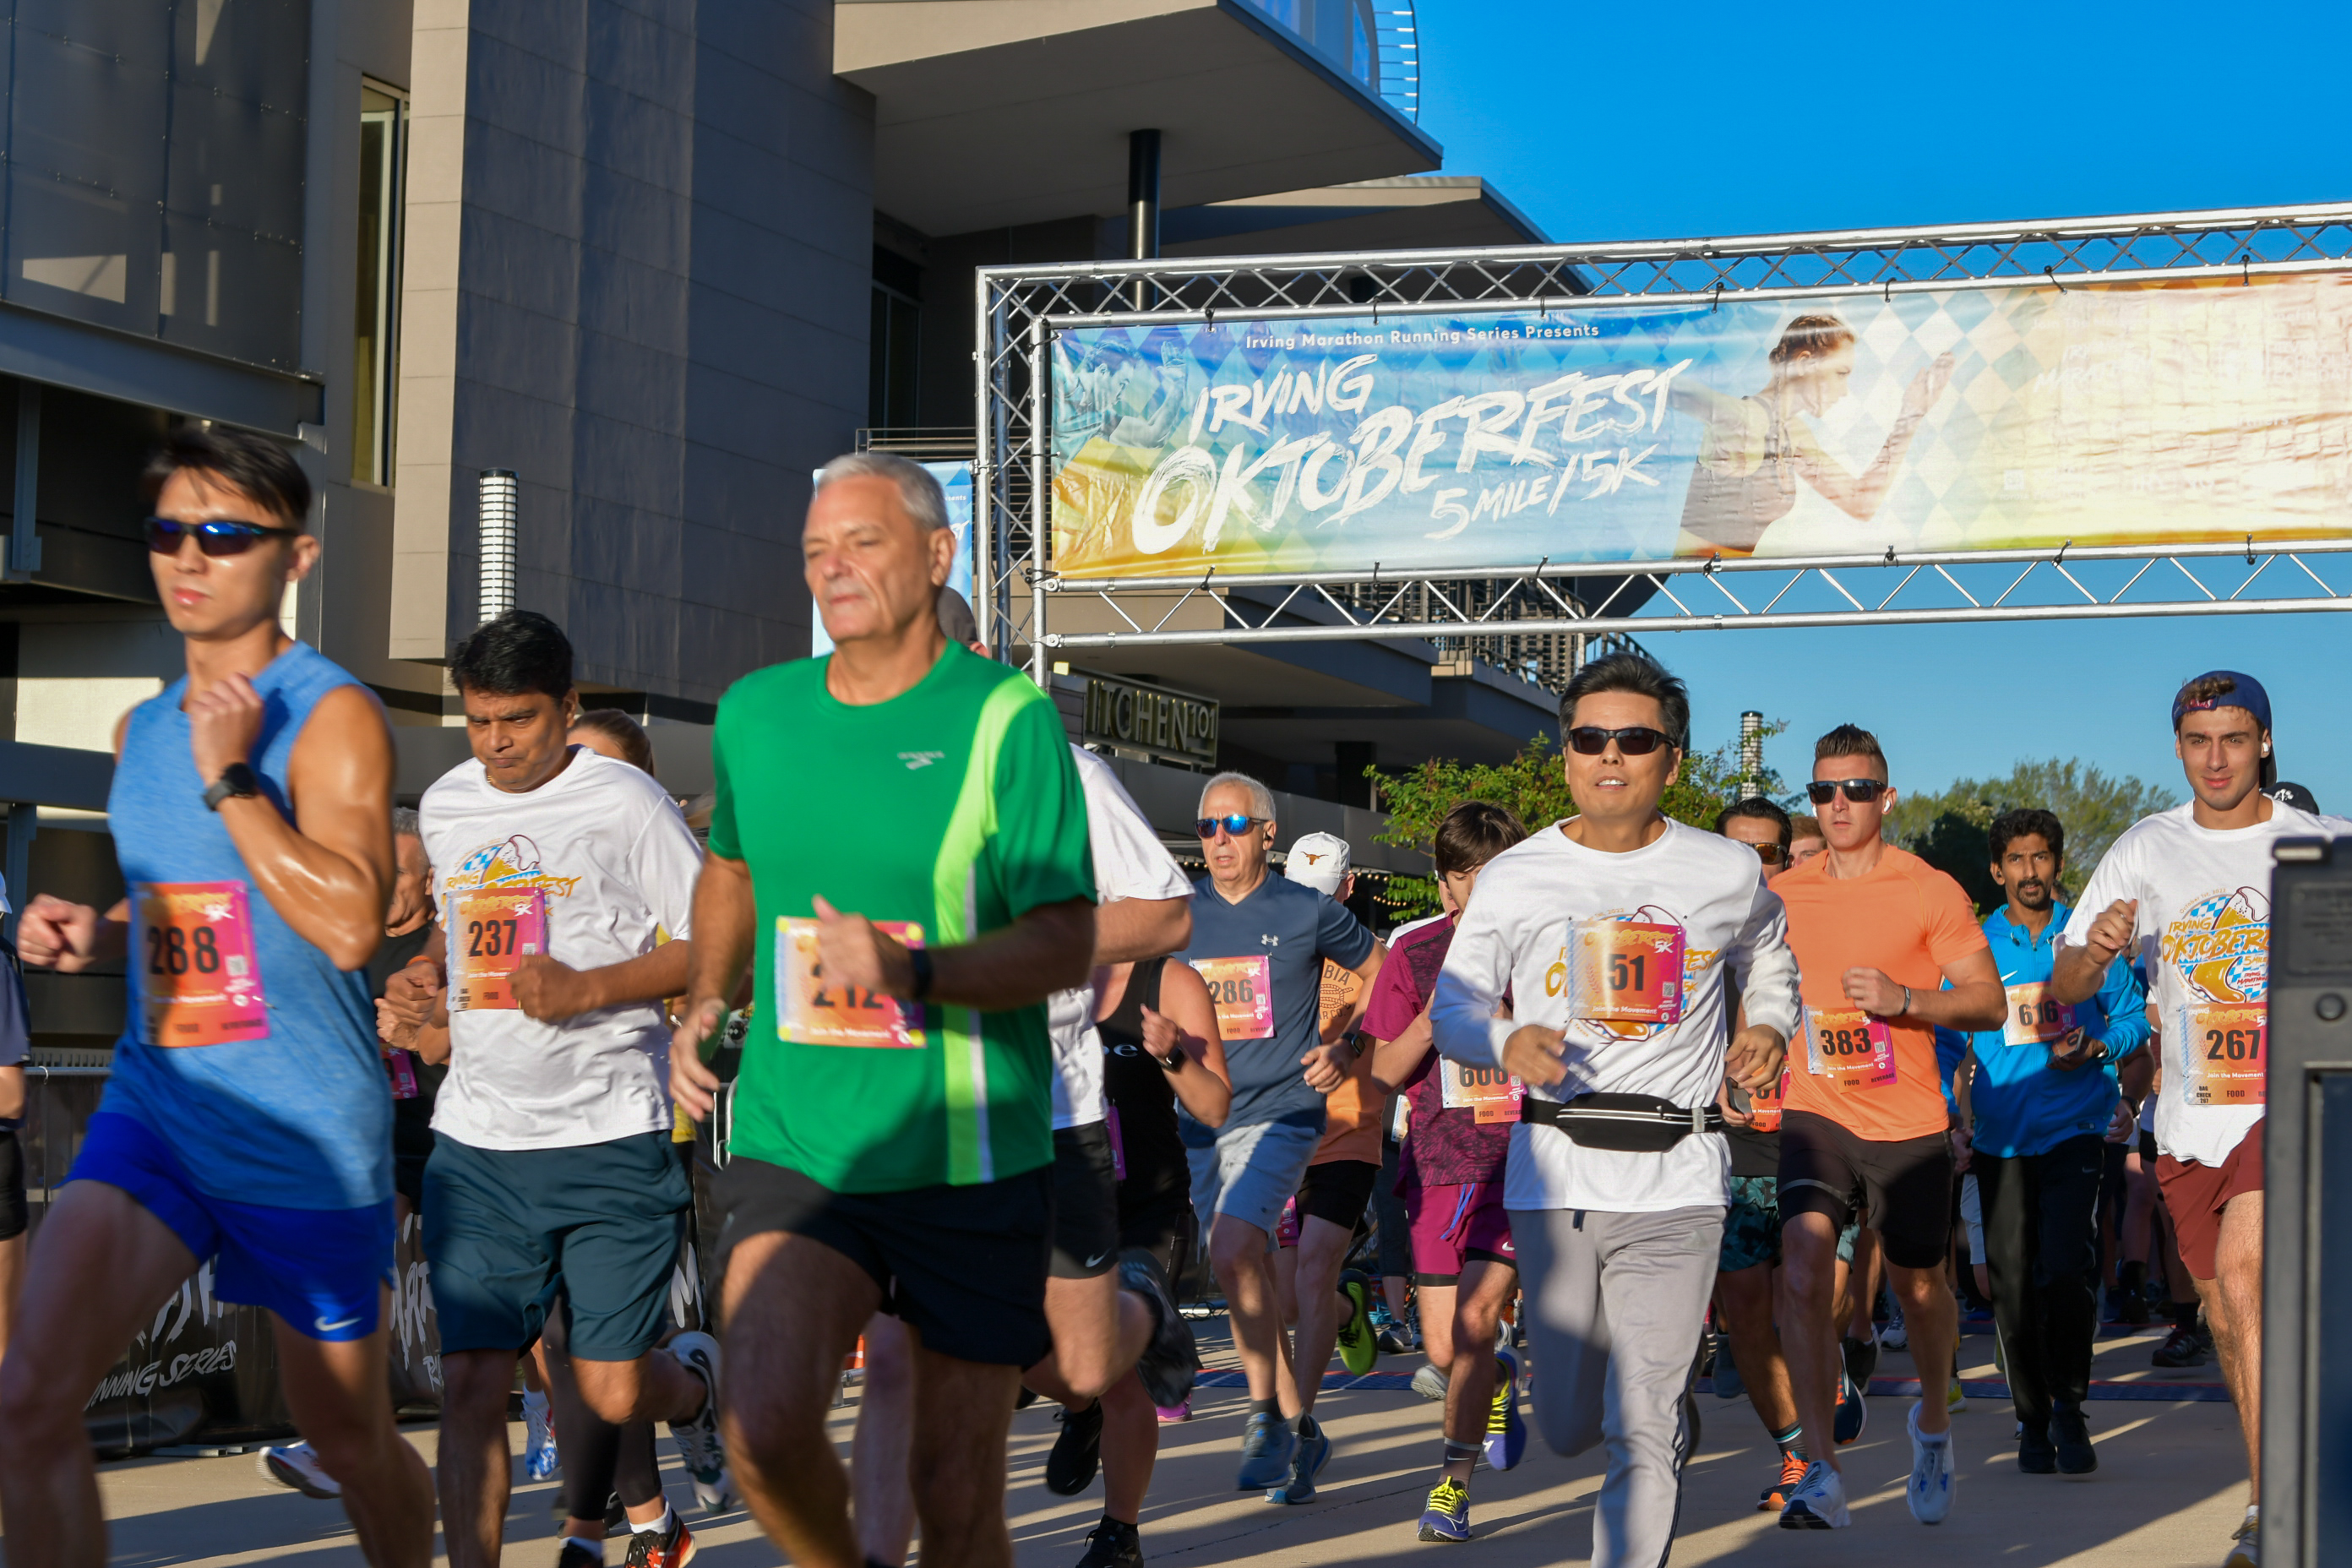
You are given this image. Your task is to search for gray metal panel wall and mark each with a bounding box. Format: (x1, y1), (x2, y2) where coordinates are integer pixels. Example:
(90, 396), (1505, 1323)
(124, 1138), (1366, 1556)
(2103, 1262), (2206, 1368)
(392, 0), (870, 698)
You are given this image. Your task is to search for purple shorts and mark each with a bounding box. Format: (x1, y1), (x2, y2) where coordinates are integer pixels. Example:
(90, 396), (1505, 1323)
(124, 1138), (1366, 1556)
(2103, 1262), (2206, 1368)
(1404, 1181), (1514, 1284)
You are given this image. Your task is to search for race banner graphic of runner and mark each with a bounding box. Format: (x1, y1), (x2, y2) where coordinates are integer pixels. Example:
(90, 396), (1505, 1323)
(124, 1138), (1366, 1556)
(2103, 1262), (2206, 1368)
(1049, 272), (2352, 580)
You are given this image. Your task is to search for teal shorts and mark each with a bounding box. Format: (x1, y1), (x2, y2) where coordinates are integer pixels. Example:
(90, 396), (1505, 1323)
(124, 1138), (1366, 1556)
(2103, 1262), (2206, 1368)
(1719, 1175), (1859, 1274)
(422, 1131), (690, 1360)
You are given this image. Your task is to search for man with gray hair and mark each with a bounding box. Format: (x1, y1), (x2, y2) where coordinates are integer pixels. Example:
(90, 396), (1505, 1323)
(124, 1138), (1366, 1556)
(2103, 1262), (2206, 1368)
(1174, 771), (1384, 1502)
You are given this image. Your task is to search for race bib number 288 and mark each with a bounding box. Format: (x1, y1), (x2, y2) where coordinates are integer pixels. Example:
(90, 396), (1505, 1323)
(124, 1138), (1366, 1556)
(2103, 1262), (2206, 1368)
(137, 880), (268, 1047)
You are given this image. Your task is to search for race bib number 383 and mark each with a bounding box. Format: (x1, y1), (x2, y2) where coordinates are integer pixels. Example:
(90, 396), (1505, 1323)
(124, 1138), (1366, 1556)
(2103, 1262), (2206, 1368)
(453, 889), (548, 1011)
(137, 880), (267, 1047)
(2181, 1003), (2265, 1108)
(1805, 1005), (1897, 1092)
(1192, 956), (1274, 1041)
(778, 917), (926, 1048)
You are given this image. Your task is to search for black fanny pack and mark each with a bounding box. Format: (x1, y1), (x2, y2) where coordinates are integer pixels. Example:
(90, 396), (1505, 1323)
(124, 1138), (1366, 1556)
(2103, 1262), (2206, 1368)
(1521, 1092), (1724, 1153)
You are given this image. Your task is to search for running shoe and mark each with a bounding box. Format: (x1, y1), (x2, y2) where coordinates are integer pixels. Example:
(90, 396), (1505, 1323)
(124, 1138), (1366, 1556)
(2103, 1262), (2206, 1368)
(1906, 1402), (1956, 1524)
(1947, 1379), (1968, 1414)
(1266, 1418), (1330, 1504)
(1712, 1334), (1745, 1400)
(623, 1512), (698, 1568)
(1881, 1299), (1908, 1350)
(258, 1442), (340, 1500)
(667, 1331), (736, 1514)
(1778, 1461), (1850, 1529)
(525, 1395), (560, 1482)
(1120, 1250), (1200, 1409)
(1412, 1363), (1449, 1402)
(1484, 1348), (1525, 1471)
(2227, 1514), (2261, 1568)
(1841, 1333), (1880, 1390)
(2052, 1404), (2097, 1474)
(1046, 1401), (1105, 1496)
(1418, 1477), (1472, 1542)
(1156, 1401), (1192, 1424)
(1759, 1450), (1810, 1511)
(558, 1543), (602, 1568)
(1377, 1320), (1419, 1355)
(1235, 1411), (1297, 1492)
(2120, 1287), (2152, 1326)
(2017, 1419), (2057, 1474)
(2153, 1321), (2210, 1368)
(1336, 1270), (1378, 1376)
(1832, 1371), (1867, 1446)
(1075, 1517), (1145, 1568)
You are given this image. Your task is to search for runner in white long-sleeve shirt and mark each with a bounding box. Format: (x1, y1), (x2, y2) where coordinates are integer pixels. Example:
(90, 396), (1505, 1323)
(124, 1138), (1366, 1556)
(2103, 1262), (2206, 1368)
(1432, 652), (1794, 1568)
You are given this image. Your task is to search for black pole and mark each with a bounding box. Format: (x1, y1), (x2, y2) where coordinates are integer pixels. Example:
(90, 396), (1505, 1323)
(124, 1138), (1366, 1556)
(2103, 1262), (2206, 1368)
(1127, 128), (1162, 259)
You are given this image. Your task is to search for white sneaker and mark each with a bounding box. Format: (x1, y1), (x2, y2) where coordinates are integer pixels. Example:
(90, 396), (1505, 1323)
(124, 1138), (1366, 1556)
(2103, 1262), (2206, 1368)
(2226, 1510), (2260, 1568)
(1412, 1363), (1449, 1402)
(1907, 1402), (1957, 1525)
(258, 1441), (341, 1500)
(667, 1330), (738, 1513)
(1882, 1303), (1908, 1350)
(1778, 1461), (1849, 1529)
(523, 1391), (559, 1482)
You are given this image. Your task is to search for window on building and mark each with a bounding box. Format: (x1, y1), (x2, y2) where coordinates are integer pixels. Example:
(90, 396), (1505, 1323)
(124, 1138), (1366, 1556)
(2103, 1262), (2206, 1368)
(1351, 2), (1373, 82)
(352, 82), (407, 487)
(868, 248), (923, 430)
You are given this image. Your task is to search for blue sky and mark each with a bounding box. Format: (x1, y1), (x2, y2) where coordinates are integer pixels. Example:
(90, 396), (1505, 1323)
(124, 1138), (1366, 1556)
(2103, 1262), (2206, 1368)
(1411, 0), (2352, 808)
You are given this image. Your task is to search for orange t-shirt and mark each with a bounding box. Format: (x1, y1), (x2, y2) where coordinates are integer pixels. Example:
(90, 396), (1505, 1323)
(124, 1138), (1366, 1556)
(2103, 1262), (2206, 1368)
(1774, 843), (1988, 1142)
(1312, 959), (1382, 1165)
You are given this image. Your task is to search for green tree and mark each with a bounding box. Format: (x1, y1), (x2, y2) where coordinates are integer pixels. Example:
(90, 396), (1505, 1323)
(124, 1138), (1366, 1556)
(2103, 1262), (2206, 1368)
(1370, 728), (1779, 920)
(1886, 758), (2180, 911)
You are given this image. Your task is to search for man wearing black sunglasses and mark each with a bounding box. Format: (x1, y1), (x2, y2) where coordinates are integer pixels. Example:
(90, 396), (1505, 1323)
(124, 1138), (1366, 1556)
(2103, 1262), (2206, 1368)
(1432, 652), (1795, 1568)
(1770, 725), (2005, 1531)
(1174, 771), (1382, 1503)
(4, 427), (433, 1564)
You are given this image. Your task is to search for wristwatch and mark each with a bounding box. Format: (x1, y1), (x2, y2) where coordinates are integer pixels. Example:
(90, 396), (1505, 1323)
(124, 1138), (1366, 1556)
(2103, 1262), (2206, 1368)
(202, 761), (261, 812)
(906, 945), (934, 1003)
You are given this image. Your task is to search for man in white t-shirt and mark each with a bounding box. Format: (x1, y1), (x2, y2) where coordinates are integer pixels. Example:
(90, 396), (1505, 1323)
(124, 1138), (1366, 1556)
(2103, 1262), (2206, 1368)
(2052, 670), (2346, 1568)
(1434, 653), (1794, 1568)
(407, 612), (726, 1568)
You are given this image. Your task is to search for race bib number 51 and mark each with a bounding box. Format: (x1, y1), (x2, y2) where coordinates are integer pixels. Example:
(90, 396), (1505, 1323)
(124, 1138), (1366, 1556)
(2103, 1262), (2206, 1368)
(1565, 918), (1686, 1025)
(1805, 1006), (1897, 1092)
(137, 880), (267, 1047)
(778, 917), (925, 1048)
(1192, 956), (1274, 1040)
(453, 889), (548, 1011)
(2181, 1004), (2265, 1108)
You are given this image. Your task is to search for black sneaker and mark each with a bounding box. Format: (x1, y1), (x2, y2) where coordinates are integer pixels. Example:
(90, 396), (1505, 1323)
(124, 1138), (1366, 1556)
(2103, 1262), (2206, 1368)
(1046, 1401), (1106, 1495)
(1075, 1517), (1143, 1568)
(622, 1511), (697, 1568)
(557, 1543), (602, 1568)
(1841, 1334), (1880, 1390)
(2017, 1420), (2056, 1473)
(2052, 1406), (2098, 1474)
(1119, 1249), (1199, 1410)
(2153, 1322), (2208, 1368)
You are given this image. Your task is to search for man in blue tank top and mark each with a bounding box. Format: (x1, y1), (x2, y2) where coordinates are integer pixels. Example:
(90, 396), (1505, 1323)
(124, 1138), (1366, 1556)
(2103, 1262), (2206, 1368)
(0, 428), (433, 1567)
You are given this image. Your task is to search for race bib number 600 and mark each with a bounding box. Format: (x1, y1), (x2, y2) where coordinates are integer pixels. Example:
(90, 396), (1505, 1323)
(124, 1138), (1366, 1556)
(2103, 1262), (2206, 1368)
(1192, 956), (1274, 1041)
(1440, 1059), (1525, 1124)
(453, 889), (548, 1010)
(137, 880), (267, 1047)
(777, 917), (926, 1048)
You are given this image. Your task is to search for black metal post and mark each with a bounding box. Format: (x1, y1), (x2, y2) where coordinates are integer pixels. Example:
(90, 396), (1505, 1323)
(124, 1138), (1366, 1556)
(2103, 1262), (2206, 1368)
(1128, 128), (1161, 310)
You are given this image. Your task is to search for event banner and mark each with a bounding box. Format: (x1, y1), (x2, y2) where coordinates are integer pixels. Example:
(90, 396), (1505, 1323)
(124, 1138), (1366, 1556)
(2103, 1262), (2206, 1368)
(1049, 273), (2352, 580)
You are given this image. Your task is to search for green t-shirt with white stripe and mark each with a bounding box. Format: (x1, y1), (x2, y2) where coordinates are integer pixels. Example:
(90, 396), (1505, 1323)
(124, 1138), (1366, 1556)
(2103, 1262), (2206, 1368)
(708, 644), (1095, 1192)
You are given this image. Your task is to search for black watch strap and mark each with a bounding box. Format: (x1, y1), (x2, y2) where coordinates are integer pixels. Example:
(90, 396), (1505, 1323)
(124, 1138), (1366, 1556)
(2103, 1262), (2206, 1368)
(203, 761), (261, 812)
(906, 945), (934, 1002)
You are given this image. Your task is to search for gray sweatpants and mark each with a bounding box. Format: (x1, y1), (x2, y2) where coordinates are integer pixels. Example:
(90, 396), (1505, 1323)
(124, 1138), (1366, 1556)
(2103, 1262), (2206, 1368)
(1511, 1206), (1725, 1568)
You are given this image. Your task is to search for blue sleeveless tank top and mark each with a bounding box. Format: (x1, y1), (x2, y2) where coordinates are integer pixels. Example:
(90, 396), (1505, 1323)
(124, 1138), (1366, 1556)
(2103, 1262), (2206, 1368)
(103, 641), (391, 1210)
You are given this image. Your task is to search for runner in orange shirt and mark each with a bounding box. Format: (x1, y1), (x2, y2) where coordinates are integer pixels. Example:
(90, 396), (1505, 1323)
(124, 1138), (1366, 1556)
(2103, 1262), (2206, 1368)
(1770, 726), (2005, 1530)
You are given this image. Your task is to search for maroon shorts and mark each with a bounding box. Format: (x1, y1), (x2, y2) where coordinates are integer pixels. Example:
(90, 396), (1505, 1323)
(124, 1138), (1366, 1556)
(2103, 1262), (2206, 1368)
(2155, 1124), (2264, 1281)
(1403, 1181), (1514, 1284)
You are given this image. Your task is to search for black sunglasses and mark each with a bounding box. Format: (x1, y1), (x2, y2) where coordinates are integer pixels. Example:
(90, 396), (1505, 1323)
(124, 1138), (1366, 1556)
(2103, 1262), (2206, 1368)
(1565, 726), (1674, 756)
(1807, 778), (1889, 804)
(145, 516), (303, 558)
(1195, 814), (1266, 839)
(1745, 841), (1788, 866)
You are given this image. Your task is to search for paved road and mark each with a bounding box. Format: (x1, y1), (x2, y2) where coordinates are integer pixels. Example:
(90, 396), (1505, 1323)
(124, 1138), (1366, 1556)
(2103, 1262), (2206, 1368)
(68, 1320), (2246, 1568)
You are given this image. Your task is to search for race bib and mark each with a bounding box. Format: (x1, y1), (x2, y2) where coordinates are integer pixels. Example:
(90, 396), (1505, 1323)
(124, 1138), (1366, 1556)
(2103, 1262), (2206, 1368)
(1318, 959), (1364, 1037)
(136, 880), (267, 1047)
(1192, 956), (1273, 1041)
(776, 917), (926, 1048)
(1743, 1067), (1789, 1133)
(2181, 1003), (2266, 1108)
(2002, 982), (2077, 1048)
(1805, 1006), (1897, 1092)
(452, 889), (548, 1010)
(1565, 918), (1686, 1025)
(1440, 1059), (1524, 1124)
(385, 1047), (421, 1100)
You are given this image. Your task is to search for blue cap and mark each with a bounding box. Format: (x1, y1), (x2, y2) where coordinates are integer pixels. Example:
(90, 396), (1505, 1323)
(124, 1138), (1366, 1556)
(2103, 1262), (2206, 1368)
(2172, 670), (2272, 732)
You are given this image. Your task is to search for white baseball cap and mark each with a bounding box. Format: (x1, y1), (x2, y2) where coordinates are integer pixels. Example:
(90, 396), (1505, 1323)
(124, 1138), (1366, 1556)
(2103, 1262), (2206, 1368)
(1282, 831), (1352, 896)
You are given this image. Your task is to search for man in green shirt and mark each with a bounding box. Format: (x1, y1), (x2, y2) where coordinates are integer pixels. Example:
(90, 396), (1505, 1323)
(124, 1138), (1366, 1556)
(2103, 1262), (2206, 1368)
(672, 452), (1097, 1568)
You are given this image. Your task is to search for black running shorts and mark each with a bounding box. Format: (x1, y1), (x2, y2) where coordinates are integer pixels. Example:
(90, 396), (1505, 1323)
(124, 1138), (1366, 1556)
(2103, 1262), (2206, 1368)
(1776, 1109), (1953, 1271)
(1296, 1157), (1380, 1233)
(715, 1156), (1053, 1368)
(1050, 1121), (1121, 1280)
(0, 1126), (23, 1241)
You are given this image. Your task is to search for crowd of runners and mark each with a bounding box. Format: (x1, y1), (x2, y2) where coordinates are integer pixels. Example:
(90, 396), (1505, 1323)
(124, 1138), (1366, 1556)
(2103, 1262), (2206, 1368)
(0, 431), (2317, 1568)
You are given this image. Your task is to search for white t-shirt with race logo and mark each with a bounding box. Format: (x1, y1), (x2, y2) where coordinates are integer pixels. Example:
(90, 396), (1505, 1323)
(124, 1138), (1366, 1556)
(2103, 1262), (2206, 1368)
(2064, 801), (2349, 1168)
(1432, 819), (1801, 1213)
(1048, 747), (1192, 1130)
(422, 748), (704, 1151)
